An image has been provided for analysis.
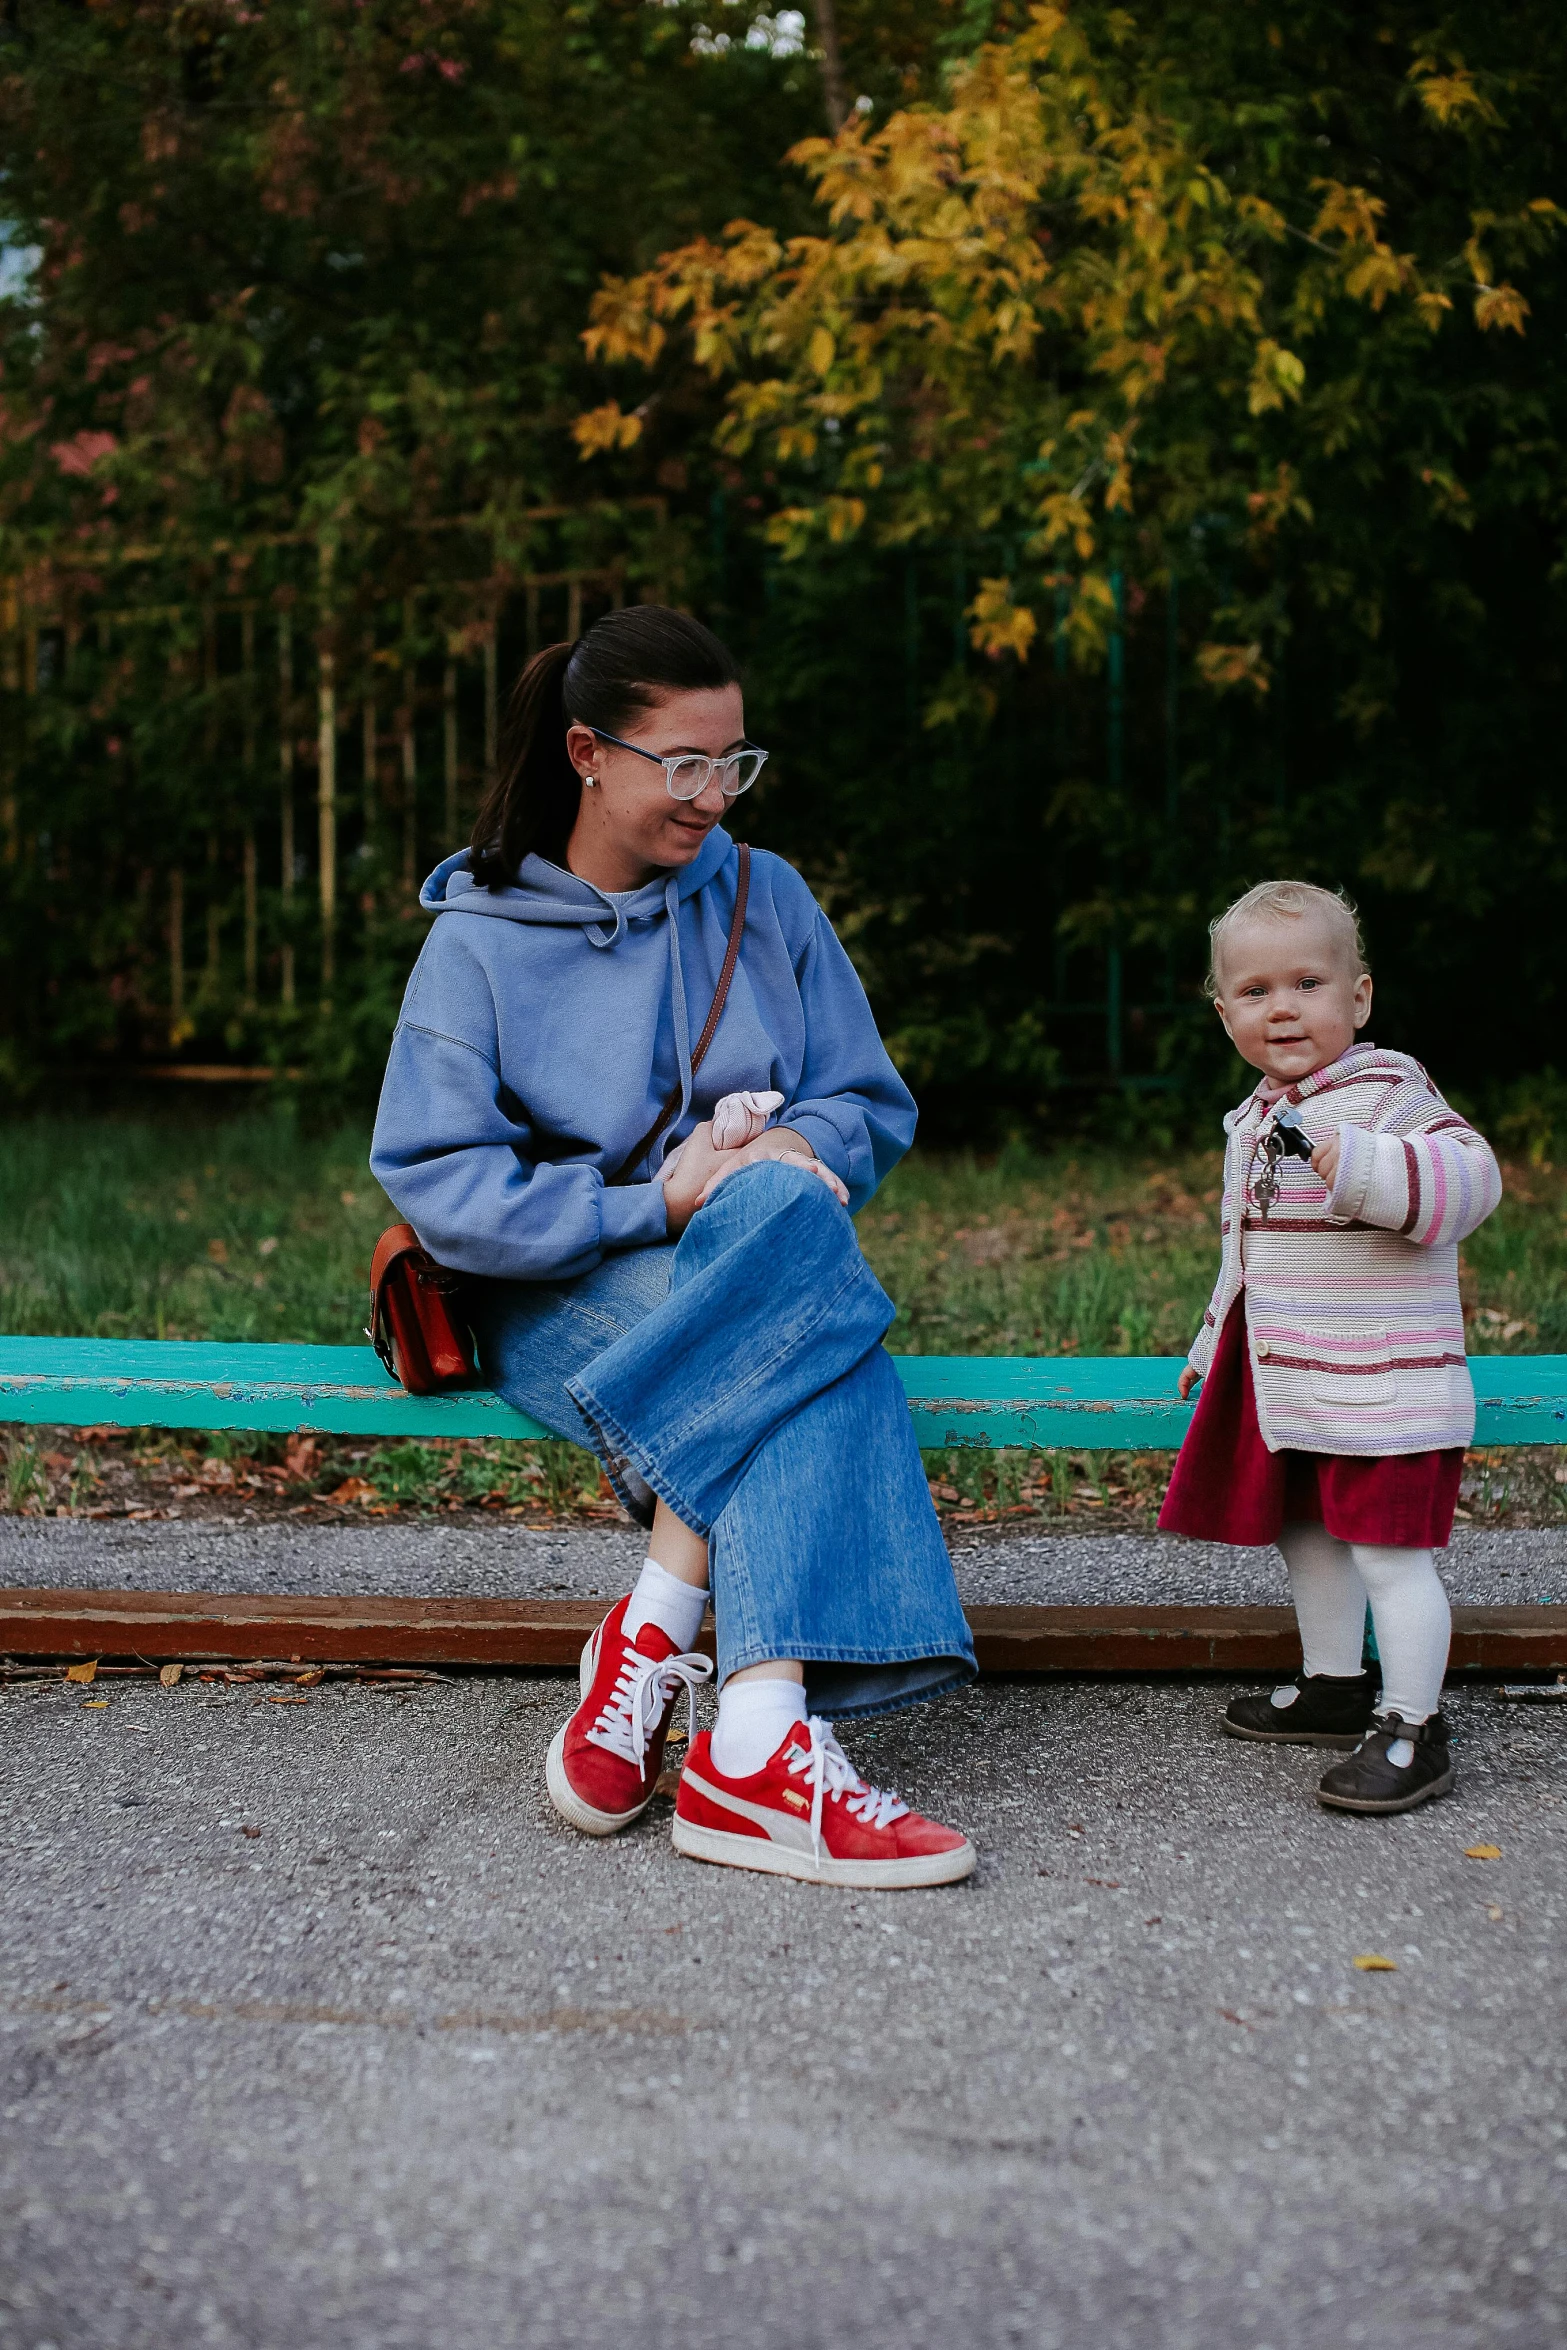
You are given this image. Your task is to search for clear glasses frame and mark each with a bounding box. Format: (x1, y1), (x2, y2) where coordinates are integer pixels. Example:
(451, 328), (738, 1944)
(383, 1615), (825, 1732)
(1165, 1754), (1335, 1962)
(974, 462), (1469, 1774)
(591, 728), (769, 802)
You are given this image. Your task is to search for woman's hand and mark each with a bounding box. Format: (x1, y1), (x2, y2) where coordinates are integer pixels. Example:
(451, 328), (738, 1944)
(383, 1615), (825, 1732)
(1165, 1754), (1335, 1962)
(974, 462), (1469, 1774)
(696, 1125), (849, 1212)
(658, 1121), (726, 1239)
(660, 1122), (849, 1237)
(1310, 1128), (1342, 1188)
(1177, 1364), (1202, 1401)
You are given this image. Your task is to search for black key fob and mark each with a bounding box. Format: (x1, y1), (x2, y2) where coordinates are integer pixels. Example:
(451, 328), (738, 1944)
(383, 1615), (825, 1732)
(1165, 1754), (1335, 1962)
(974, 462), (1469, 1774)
(1271, 1105), (1315, 1163)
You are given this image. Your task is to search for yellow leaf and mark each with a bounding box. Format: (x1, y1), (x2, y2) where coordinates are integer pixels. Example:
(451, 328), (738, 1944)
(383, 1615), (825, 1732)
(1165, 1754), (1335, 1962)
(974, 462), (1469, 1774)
(571, 402), (644, 459)
(159, 1662), (183, 1687)
(968, 577), (1039, 662)
(82, 1699), (108, 1710)
(1352, 1953), (1397, 1972)
(65, 1659), (98, 1684)
(1464, 1844), (1502, 1860)
(1246, 338), (1305, 415)
(1473, 284), (1528, 334)
(1408, 59), (1499, 129)
(808, 326), (835, 377)
(1196, 640), (1271, 697)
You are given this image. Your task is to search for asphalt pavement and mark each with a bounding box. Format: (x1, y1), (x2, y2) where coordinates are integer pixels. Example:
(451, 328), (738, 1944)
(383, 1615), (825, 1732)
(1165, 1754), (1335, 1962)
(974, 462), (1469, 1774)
(1, 1520), (1564, 2346)
(3, 1511), (1564, 1607)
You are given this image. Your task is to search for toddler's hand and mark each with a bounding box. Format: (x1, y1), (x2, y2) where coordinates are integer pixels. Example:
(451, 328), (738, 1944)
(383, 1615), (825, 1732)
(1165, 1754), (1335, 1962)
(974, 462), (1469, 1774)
(1177, 1365), (1202, 1401)
(1310, 1128), (1342, 1188)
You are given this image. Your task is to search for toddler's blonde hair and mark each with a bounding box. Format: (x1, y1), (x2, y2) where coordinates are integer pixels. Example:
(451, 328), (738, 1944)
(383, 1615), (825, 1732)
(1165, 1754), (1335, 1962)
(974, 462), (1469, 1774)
(1205, 879), (1367, 999)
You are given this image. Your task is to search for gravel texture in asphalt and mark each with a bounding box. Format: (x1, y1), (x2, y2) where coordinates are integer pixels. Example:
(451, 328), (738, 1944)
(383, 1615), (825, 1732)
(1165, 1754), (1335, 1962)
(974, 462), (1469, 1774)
(1, 1590), (1564, 2347)
(3, 1515), (1565, 1608)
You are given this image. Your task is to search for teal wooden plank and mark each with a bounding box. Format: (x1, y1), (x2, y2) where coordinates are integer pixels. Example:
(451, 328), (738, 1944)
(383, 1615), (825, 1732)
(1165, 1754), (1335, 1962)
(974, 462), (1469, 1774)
(895, 1355), (1192, 1450)
(1, 1337), (1563, 1449)
(1470, 1354), (1567, 1444)
(0, 1337), (551, 1442)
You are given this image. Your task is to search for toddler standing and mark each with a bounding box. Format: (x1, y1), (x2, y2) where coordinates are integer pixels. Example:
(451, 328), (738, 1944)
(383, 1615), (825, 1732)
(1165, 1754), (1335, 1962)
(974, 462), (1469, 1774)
(1159, 880), (1501, 1814)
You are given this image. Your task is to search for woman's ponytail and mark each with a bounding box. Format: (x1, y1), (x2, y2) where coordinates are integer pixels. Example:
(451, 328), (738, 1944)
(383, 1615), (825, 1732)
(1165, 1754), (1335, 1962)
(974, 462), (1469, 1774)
(469, 640), (578, 888)
(468, 605), (740, 890)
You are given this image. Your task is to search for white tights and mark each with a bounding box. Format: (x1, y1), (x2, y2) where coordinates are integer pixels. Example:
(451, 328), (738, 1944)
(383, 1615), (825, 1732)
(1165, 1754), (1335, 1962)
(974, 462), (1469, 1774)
(1278, 1521), (1451, 1725)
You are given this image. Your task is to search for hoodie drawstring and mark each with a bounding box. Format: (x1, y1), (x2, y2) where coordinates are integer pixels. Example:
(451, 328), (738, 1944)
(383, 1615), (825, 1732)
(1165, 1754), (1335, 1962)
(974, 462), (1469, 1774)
(574, 872), (696, 1173)
(663, 872), (694, 1152)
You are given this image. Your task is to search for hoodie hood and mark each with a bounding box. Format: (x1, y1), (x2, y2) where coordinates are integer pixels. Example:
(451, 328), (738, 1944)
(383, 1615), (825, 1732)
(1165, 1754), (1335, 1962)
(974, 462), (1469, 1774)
(419, 825), (738, 1140)
(419, 825), (735, 948)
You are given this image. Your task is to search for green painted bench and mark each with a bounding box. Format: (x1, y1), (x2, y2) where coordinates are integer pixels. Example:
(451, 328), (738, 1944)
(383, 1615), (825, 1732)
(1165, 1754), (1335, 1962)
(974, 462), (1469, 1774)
(2, 1336), (1564, 1449)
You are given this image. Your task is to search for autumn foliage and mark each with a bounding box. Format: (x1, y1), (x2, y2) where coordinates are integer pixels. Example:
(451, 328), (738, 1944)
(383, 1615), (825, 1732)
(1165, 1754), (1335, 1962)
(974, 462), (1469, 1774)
(2, 2), (1566, 1121)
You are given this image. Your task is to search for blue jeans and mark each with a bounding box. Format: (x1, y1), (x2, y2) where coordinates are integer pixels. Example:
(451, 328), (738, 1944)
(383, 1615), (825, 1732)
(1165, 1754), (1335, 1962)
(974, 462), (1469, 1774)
(469, 1159), (975, 1718)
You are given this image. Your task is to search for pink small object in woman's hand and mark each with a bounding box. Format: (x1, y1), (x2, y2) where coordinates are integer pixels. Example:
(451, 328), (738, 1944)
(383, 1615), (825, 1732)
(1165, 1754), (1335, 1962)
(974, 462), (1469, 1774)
(711, 1090), (786, 1150)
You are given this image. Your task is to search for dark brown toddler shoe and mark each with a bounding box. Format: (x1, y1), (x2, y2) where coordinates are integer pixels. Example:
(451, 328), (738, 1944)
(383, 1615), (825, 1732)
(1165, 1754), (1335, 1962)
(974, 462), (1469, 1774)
(1316, 1712), (1454, 1814)
(1221, 1670), (1378, 1750)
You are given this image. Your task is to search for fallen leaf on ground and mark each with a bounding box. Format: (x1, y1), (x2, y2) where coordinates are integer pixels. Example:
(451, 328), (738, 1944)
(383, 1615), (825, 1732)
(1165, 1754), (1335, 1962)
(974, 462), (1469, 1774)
(1487, 1904), (1504, 1921)
(65, 1660), (98, 1685)
(1464, 1844), (1502, 1860)
(266, 1693), (308, 1705)
(81, 1698), (108, 1710)
(294, 1669), (325, 1686)
(1352, 1954), (1397, 1972)
(159, 1663), (183, 1687)
(240, 1826), (262, 1838)
(326, 1476), (376, 1505)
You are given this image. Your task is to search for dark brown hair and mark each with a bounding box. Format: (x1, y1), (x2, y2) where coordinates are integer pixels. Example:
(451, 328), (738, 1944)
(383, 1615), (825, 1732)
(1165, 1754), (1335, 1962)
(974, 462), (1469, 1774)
(469, 604), (740, 887)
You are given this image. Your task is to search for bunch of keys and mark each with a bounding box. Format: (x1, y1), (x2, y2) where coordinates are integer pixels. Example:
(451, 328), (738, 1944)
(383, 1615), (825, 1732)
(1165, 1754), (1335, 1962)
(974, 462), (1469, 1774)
(1252, 1104), (1315, 1218)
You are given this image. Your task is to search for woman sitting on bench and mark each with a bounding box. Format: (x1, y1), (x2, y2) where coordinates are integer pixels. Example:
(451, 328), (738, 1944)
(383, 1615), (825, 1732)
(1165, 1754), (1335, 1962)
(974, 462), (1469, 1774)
(370, 605), (976, 1890)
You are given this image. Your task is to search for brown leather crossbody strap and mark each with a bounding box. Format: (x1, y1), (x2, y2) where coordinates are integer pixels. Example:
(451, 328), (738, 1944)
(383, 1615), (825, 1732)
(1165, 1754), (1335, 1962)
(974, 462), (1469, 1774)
(609, 842), (751, 1186)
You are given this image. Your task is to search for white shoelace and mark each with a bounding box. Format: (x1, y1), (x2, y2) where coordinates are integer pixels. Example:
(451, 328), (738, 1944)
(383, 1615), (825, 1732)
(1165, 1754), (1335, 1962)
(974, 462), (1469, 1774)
(786, 1716), (909, 1858)
(585, 1641), (713, 1772)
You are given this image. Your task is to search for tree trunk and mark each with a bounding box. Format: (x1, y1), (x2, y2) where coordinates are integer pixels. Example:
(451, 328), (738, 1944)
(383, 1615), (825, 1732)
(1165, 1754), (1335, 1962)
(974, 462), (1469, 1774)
(813, 0), (848, 134)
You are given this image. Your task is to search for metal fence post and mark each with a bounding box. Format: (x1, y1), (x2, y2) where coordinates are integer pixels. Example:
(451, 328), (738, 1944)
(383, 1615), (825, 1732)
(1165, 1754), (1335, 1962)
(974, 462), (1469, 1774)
(316, 539), (338, 994)
(279, 612), (296, 1010)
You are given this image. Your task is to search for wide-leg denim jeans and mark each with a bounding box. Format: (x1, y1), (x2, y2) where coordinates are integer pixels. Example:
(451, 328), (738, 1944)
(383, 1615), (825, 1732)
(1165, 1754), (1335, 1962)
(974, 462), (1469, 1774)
(469, 1159), (975, 1718)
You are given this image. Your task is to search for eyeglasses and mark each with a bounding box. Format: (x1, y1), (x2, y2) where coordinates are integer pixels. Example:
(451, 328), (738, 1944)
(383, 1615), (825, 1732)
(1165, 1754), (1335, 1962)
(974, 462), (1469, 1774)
(591, 729), (769, 802)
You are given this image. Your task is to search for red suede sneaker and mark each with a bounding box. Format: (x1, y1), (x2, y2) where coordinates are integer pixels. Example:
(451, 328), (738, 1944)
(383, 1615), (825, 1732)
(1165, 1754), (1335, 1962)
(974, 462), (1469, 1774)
(672, 1716), (975, 1888)
(545, 1597), (712, 1837)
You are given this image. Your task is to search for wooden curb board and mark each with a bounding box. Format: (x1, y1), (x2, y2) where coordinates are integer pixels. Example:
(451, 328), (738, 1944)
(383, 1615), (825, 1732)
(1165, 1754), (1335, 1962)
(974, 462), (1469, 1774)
(3, 1589), (1563, 1676)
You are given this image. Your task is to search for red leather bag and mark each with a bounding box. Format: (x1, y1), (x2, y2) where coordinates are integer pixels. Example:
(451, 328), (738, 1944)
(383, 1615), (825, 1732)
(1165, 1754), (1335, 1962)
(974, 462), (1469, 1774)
(367, 1223), (481, 1394)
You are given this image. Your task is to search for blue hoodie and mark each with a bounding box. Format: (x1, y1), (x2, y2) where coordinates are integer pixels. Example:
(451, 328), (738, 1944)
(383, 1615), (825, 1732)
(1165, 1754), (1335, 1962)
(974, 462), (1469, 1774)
(369, 827), (917, 1283)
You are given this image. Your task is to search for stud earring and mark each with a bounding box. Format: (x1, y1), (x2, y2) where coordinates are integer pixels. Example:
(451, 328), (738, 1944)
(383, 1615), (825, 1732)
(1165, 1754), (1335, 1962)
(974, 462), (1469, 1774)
(581, 770), (597, 787)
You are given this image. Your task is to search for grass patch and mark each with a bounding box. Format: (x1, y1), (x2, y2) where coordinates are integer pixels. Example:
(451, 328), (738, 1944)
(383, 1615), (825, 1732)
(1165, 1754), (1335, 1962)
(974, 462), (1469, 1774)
(3, 1110), (1565, 1528)
(0, 1105), (391, 1344)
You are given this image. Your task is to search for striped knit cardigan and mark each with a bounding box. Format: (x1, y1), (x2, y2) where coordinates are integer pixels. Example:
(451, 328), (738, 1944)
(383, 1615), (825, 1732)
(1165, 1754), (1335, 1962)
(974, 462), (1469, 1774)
(1188, 1043), (1502, 1455)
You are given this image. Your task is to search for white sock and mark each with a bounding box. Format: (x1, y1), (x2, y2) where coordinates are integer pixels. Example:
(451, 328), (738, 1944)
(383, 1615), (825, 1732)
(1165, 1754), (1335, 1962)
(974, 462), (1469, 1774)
(1277, 1521), (1369, 1682)
(1350, 1542), (1450, 1728)
(622, 1557), (708, 1654)
(711, 1678), (809, 1779)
